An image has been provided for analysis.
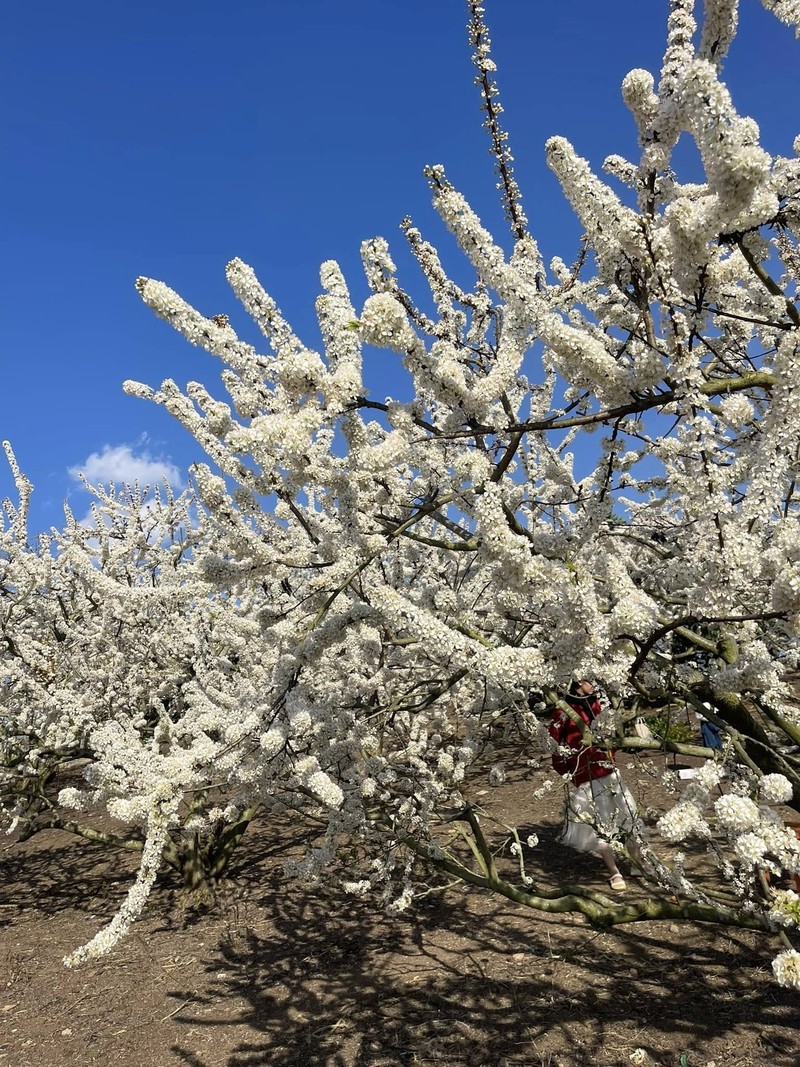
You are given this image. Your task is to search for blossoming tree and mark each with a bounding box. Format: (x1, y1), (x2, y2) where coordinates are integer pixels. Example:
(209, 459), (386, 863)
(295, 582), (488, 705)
(4, 0), (800, 986)
(0, 453), (283, 959)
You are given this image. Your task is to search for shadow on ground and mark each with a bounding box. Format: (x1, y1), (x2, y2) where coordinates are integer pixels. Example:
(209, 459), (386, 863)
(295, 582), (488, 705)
(164, 861), (799, 1067)
(4, 748), (798, 1067)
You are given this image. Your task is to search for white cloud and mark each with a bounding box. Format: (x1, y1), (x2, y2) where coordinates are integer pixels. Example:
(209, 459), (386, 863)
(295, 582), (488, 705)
(69, 444), (184, 490)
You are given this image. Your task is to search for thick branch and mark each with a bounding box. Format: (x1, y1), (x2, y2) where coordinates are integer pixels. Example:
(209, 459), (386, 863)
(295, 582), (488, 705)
(397, 827), (772, 932)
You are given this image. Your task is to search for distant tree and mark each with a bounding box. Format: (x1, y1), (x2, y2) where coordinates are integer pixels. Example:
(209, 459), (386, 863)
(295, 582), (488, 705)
(0, 464), (275, 956)
(4, 0), (800, 986)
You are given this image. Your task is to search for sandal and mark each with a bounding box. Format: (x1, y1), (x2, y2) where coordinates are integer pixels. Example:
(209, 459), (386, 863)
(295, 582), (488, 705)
(609, 873), (626, 892)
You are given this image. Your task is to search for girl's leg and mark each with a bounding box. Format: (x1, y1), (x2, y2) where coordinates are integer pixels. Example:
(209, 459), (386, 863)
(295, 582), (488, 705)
(596, 841), (624, 886)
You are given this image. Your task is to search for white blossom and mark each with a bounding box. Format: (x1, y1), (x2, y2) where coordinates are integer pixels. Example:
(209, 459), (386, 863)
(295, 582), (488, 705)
(714, 795), (762, 834)
(772, 948), (800, 989)
(759, 773), (794, 805)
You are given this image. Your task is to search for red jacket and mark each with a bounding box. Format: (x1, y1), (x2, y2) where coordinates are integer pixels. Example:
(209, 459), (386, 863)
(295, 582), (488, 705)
(549, 696), (615, 786)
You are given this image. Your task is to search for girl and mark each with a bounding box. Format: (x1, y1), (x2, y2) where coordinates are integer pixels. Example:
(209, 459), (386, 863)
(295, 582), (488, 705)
(549, 679), (644, 891)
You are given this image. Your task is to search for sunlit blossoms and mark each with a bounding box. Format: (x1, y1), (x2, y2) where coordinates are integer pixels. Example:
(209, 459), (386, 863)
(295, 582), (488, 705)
(3, 0), (800, 985)
(768, 890), (800, 928)
(657, 801), (712, 843)
(760, 774), (794, 805)
(772, 949), (800, 989)
(715, 795), (762, 835)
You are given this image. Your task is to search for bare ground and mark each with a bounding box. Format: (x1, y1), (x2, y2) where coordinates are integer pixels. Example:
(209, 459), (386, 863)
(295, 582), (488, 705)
(1, 749), (798, 1067)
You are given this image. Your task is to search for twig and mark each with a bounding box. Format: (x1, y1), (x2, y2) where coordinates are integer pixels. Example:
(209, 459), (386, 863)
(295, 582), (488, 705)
(161, 997), (195, 1022)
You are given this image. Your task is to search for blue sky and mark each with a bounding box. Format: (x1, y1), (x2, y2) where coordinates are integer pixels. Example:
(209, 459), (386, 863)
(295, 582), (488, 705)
(3, 0), (798, 533)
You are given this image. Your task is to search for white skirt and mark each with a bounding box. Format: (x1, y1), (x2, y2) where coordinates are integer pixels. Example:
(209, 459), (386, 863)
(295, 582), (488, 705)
(559, 769), (642, 853)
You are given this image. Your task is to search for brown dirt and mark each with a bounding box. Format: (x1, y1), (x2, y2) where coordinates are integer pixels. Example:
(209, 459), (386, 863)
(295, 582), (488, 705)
(1, 749), (798, 1067)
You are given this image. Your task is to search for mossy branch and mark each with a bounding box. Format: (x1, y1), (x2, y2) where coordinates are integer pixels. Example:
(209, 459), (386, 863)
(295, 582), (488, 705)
(20, 815), (145, 853)
(397, 827), (772, 932)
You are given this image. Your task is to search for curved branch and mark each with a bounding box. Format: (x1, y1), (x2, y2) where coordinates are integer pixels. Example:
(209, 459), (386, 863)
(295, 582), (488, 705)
(396, 826), (772, 932)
